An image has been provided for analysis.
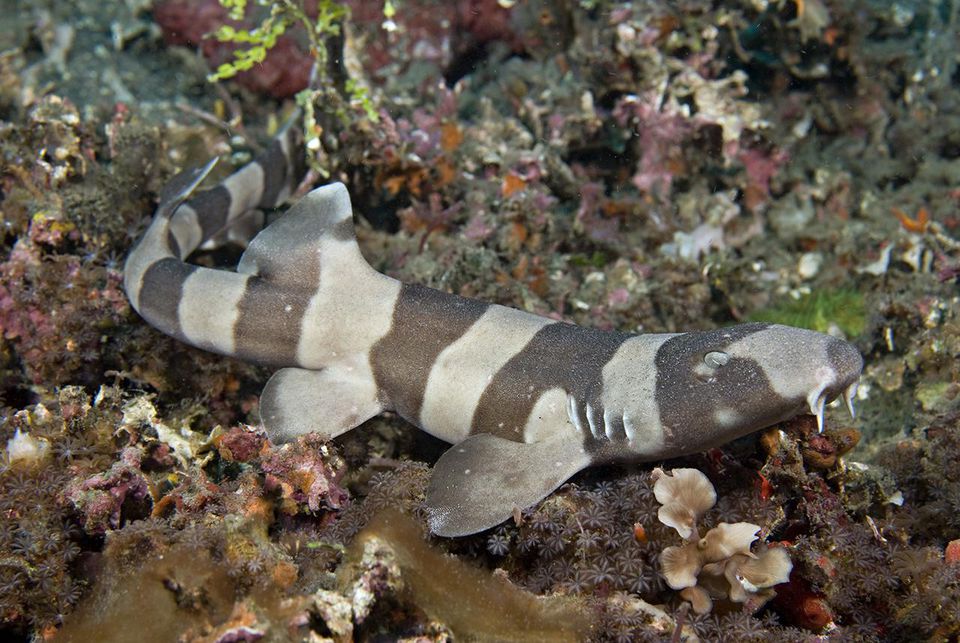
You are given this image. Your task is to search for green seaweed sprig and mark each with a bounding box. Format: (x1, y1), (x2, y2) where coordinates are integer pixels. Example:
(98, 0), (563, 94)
(207, 0), (344, 82)
(207, 0), (379, 122)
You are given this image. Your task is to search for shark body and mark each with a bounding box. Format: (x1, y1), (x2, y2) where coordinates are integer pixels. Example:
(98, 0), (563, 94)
(124, 124), (863, 537)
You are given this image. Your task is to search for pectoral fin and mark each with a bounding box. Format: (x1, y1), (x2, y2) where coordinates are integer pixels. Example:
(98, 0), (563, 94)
(260, 365), (381, 443)
(425, 433), (592, 537)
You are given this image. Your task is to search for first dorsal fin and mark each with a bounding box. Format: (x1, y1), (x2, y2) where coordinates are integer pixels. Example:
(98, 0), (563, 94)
(237, 182), (355, 284)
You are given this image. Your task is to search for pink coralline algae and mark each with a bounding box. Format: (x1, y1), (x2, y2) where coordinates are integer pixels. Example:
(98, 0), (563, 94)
(66, 447), (153, 533)
(0, 216), (128, 387)
(738, 145), (790, 211)
(612, 93), (691, 197)
(260, 434), (348, 514)
(453, 0), (520, 53)
(575, 181), (622, 244)
(215, 425), (267, 463)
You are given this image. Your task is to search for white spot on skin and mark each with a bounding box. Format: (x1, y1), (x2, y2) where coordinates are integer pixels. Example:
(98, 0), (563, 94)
(714, 408), (740, 427)
(464, 469), (471, 475)
(694, 362), (716, 381)
(284, 304), (292, 313)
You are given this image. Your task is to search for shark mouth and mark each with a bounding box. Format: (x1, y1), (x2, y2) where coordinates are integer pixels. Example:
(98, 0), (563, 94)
(806, 380), (859, 432)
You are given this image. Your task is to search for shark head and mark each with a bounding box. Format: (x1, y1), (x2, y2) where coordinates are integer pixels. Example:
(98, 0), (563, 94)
(651, 323), (862, 455)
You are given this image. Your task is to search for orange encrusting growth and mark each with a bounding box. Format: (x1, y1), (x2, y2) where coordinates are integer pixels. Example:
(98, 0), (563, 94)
(892, 205), (930, 233)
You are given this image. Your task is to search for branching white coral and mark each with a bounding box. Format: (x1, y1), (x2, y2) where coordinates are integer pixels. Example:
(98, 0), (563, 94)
(654, 468), (792, 613)
(652, 467), (716, 540)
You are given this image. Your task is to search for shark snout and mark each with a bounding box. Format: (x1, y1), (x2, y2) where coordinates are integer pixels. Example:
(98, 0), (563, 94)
(828, 337), (863, 390)
(806, 337), (863, 432)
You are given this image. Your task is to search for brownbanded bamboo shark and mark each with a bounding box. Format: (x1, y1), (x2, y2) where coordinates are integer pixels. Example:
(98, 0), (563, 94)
(124, 120), (863, 537)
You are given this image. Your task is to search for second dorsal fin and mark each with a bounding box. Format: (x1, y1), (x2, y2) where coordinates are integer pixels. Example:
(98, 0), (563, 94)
(157, 157), (220, 218)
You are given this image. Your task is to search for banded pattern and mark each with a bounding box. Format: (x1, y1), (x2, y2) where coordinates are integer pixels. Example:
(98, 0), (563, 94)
(125, 116), (864, 538)
(470, 322), (630, 446)
(124, 119), (304, 357)
(419, 304), (552, 443)
(598, 334), (675, 454)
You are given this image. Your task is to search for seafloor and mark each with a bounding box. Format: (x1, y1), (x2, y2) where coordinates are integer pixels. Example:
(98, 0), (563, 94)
(0, 0), (958, 641)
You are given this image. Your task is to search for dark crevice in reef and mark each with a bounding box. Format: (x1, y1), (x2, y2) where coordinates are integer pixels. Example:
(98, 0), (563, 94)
(444, 41), (492, 87)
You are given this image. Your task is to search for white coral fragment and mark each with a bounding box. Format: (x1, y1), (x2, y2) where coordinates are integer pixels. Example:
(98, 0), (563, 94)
(724, 547), (794, 603)
(660, 543), (702, 590)
(698, 522), (760, 562)
(653, 467), (716, 540)
(6, 429), (49, 466)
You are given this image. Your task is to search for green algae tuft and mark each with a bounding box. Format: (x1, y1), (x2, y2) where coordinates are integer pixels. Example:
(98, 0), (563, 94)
(750, 289), (866, 338)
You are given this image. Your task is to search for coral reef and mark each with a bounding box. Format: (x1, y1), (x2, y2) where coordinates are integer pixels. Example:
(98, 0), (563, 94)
(0, 388), (117, 634)
(0, 0), (959, 640)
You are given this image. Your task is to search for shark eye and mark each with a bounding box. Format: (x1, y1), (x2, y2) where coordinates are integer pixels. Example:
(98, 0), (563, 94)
(703, 351), (729, 369)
